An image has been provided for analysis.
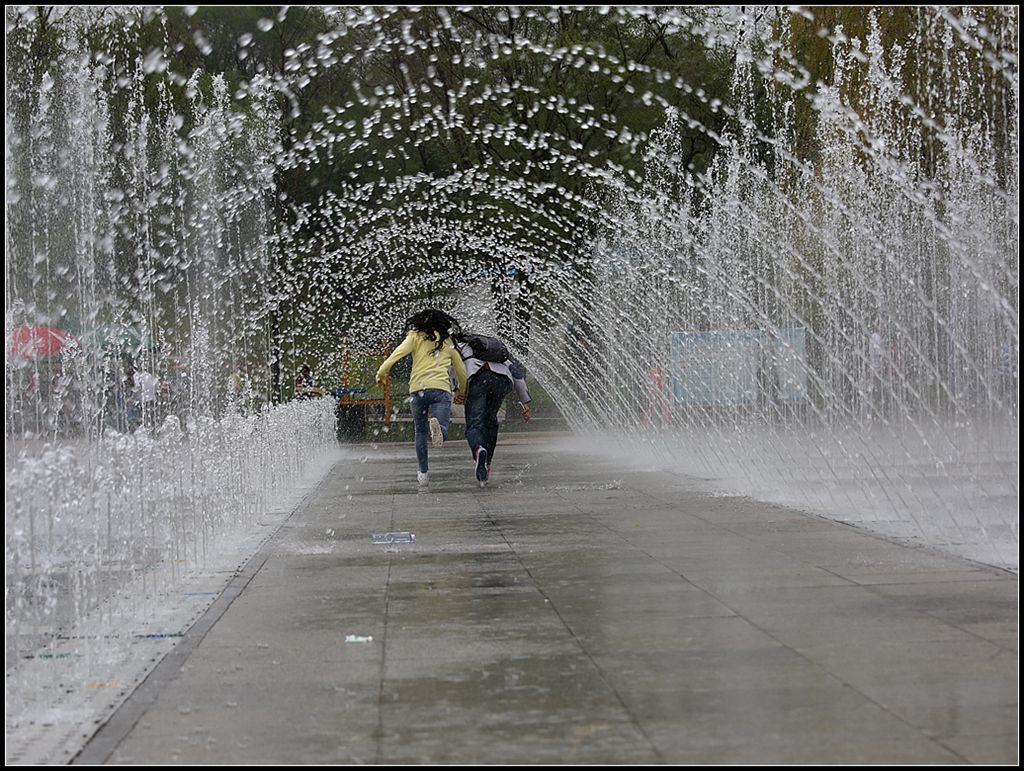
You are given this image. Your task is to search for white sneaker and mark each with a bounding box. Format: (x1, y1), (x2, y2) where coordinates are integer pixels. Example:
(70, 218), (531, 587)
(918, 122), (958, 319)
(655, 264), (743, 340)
(417, 471), (429, 486)
(429, 416), (444, 447)
(474, 447), (489, 487)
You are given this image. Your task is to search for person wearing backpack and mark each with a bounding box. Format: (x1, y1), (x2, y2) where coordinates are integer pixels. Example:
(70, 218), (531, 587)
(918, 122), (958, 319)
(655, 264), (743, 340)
(376, 309), (468, 487)
(453, 333), (532, 486)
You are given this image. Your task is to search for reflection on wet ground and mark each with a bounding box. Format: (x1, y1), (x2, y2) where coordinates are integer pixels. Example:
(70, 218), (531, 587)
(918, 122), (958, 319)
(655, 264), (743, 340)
(92, 439), (1017, 765)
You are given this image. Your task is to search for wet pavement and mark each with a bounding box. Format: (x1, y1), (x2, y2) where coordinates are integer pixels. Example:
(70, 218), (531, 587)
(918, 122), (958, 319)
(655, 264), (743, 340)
(81, 437), (1017, 764)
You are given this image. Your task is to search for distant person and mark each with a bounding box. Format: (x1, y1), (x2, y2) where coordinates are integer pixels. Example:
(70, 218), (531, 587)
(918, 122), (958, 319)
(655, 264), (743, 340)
(124, 361), (159, 431)
(642, 365), (670, 429)
(376, 309), (467, 487)
(453, 332), (532, 486)
(102, 362), (128, 432)
(166, 362), (192, 434)
(295, 364), (322, 399)
(229, 362), (245, 395)
(228, 362), (252, 413)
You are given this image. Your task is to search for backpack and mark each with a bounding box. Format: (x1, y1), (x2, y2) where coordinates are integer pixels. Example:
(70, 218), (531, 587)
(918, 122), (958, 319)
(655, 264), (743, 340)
(461, 334), (510, 363)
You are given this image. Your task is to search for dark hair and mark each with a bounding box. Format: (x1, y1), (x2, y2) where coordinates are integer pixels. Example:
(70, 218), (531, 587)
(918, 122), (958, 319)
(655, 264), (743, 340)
(405, 308), (461, 353)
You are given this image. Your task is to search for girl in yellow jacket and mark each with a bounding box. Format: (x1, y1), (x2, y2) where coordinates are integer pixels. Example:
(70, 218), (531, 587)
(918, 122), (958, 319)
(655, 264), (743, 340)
(376, 309), (468, 486)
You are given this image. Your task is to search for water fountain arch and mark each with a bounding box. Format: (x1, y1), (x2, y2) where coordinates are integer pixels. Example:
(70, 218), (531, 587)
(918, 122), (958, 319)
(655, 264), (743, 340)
(5, 5), (1017, 753)
(262, 5), (1017, 569)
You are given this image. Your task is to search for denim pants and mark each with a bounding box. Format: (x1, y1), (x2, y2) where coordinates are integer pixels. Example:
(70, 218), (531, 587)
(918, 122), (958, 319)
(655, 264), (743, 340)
(410, 388), (452, 472)
(464, 370), (512, 463)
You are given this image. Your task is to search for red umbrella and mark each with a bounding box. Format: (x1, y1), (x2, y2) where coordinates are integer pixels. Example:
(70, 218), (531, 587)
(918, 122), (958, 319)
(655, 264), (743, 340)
(7, 325), (77, 361)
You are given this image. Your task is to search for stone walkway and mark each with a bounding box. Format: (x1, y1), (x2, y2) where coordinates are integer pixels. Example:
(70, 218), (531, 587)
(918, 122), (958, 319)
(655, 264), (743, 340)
(78, 438), (1017, 764)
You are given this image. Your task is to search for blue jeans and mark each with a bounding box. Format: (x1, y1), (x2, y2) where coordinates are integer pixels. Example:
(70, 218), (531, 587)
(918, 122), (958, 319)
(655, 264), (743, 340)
(410, 389), (452, 472)
(465, 370), (512, 463)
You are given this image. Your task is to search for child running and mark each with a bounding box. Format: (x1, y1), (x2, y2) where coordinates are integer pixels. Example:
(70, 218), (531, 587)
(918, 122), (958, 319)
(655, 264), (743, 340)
(452, 332), (532, 486)
(376, 309), (468, 487)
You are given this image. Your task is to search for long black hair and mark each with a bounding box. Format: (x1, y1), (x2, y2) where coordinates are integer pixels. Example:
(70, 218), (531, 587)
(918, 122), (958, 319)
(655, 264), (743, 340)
(405, 308), (462, 353)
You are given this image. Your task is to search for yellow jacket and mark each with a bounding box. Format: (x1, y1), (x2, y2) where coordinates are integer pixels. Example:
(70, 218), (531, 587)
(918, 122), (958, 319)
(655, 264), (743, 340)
(376, 331), (468, 394)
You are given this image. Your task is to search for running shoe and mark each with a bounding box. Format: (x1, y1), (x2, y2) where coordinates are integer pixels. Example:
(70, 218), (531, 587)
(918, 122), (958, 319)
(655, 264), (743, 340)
(429, 416), (444, 447)
(475, 447), (489, 486)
